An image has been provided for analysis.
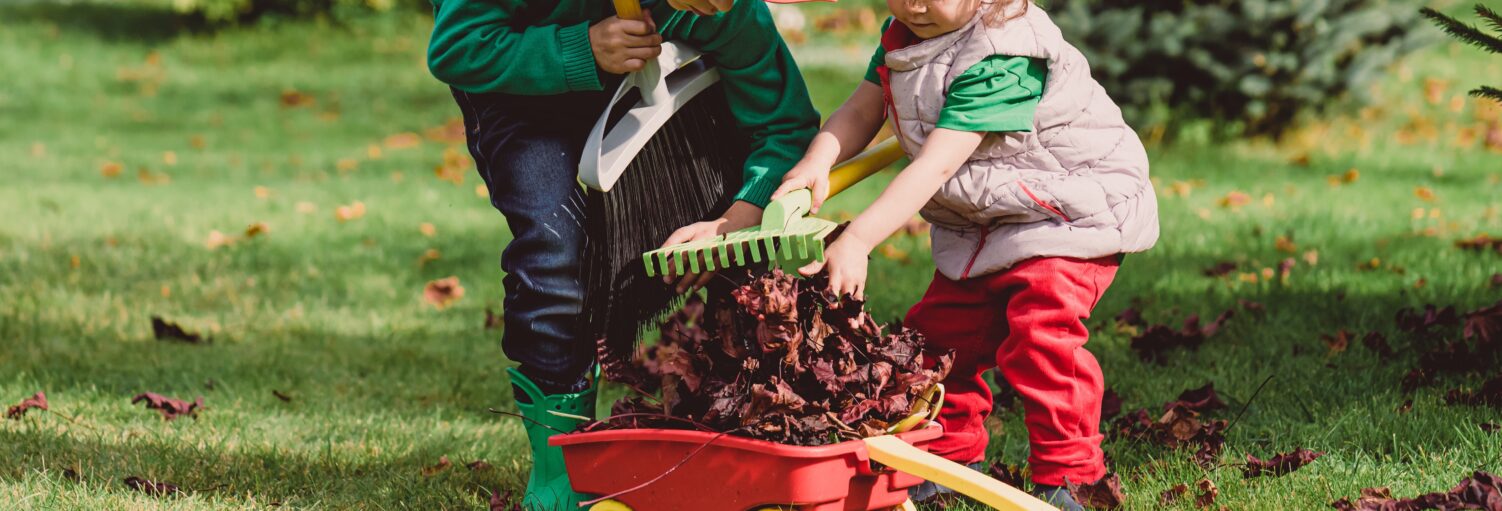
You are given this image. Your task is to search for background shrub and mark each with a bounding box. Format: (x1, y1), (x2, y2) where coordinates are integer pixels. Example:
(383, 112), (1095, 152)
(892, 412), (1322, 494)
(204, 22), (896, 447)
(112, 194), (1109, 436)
(1047, 0), (1438, 137)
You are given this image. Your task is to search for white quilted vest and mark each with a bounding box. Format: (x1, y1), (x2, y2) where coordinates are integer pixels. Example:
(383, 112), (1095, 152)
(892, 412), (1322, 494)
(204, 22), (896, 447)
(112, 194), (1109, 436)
(883, 3), (1159, 280)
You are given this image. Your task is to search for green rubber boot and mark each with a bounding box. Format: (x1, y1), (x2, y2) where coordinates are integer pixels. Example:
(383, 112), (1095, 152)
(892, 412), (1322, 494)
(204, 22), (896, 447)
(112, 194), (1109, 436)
(508, 367), (595, 511)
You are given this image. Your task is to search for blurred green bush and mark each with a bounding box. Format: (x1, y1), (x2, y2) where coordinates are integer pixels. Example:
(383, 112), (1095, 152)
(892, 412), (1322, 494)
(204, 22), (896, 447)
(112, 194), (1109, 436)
(1047, 0), (1438, 137)
(169, 0), (425, 24)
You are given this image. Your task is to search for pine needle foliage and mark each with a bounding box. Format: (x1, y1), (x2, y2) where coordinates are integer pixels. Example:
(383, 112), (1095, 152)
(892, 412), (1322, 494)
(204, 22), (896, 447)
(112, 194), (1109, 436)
(1420, 4), (1502, 103)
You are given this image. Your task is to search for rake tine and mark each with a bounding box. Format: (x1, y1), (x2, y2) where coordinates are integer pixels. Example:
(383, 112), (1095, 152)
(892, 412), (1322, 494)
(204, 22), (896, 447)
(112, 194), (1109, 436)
(732, 240), (745, 266)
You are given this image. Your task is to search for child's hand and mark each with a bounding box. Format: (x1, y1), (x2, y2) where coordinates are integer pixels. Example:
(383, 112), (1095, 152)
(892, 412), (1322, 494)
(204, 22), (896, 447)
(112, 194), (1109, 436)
(667, 0), (733, 16)
(799, 237), (871, 300)
(589, 14), (663, 75)
(659, 201), (763, 293)
(770, 162), (832, 213)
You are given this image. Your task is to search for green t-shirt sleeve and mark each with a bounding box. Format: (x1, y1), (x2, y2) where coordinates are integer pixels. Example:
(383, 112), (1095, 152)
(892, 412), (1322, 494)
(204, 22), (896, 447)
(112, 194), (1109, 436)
(937, 55), (1048, 132)
(862, 17), (895, 85)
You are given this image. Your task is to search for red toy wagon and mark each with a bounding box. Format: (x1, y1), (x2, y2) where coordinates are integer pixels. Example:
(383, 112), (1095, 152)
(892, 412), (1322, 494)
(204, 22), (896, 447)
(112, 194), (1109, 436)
(551, 386), (1054, 511)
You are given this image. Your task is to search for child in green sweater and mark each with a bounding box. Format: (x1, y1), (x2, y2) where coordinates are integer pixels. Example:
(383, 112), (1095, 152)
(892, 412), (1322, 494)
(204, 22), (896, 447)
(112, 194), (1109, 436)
(425, 0), (818, 508)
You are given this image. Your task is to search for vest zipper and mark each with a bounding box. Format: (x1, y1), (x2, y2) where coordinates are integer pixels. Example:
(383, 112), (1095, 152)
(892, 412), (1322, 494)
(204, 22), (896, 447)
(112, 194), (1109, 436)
(960, 227), (994, 279)
(1017, 181), (1071, 222)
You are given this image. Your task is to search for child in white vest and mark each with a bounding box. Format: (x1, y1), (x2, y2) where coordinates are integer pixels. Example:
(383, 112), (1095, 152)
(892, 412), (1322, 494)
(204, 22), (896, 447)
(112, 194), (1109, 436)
(772, 0), (1159, 508)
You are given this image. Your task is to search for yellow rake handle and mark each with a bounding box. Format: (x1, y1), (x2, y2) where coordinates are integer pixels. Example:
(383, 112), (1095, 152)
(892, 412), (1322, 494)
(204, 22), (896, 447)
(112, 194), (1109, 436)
(827, 137), (904, 198)
(862, 436), (1056, 511)
(613, 0), (644, 20)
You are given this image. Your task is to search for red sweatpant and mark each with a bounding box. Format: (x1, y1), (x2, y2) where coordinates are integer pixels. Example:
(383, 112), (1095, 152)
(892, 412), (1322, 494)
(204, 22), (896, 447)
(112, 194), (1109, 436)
(905, 256), (1119, 486)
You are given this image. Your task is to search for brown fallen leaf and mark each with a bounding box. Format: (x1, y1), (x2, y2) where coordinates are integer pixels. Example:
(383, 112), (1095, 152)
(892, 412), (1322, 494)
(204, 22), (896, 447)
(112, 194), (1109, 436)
(1481, 422), (1499, 434)
(489, 489), (522, 511)
(1130, 310), (1235, 362)
(334, 201), (366, 222)
(271, 390), (293, 402)
(424, 276), (465, 309)
(1414, 186), (1436, 202)
(131, 392), (203, 421)
(1321, 330), (1352, 356)
(435, 146), (470, 184)
(1444, 374), (1502, 408)
(1165, 383), (1227, 413)
(422, 455), (452, 477)
(1456, 234), (1502, 255)
(204, 230), (234, 250)
(384, 132), (421, 149)
(466, 460), (493, 471)
(151, 316), (204, 344)
(1066, 473), (1124, 510)
(124, 476), (179, 496)
(1195, 478), (1219, 508)
(1491, 273), (1502, 288)
(279, 89), (315, 108)
(6, 392), (48, 419)
(1330, 471), (1502, 511)
(1160, 483), (1189, 506)
(418, 248), (442, 268)
(1243, 448), (1323, 478)
(1462, 299), (1502, 347)
(101, 161), (123, 178)
(1217, 191), (1251, 209)
(1361, 332), (1394, 358)
(419, 222), (436, 238)
(1202, 262), (1238, 277)
(244, 222), (268, 239)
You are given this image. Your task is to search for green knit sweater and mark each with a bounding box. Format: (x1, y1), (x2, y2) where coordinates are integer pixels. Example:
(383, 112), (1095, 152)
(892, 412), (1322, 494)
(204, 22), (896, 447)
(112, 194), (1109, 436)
(425, 0), (819, 207)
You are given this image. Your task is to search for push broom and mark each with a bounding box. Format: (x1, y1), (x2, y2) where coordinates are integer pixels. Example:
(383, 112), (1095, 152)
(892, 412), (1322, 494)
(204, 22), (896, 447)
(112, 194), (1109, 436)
(580, 0), (906, 361)
(580, 0), (751, 361)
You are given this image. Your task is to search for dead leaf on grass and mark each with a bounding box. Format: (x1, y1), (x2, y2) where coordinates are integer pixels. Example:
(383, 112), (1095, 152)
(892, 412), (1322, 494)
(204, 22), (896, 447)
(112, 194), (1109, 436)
(151, 316), (204, 344)
(124, 476), (179, 496)
(6, 392), (48, 419)
(384, 132), (421, 149)
(422, 455), (452, 477)
(1195, 478), (1219, 508)
(1243, 448), (1323, 478)
(335, 201), (366, 222)
(1160, 483), (1189, 506)
(424, 277), (464, 308)
(1066, 473), (1124, 510)
(1330, 471), (1502, 511)
(489, 489), (522, 511)
(131, 392), (203, 421)
(1321, 330), (1353, 355)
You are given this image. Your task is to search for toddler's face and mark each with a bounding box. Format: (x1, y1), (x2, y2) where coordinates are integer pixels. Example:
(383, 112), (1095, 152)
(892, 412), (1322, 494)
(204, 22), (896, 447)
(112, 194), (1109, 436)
(886, 0), (981, 39)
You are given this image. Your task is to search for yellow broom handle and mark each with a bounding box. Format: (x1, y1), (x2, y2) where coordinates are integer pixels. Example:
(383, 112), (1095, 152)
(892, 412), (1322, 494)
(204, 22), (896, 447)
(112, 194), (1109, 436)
(827, 137), (904, 198)
(613, 0), (644, 20)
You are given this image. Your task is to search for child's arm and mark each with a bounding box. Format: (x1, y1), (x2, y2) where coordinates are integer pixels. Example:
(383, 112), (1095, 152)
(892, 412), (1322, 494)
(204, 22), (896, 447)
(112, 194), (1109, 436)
(769, 81), (887, 213)
(427, 0), (662, 94)
(801, 128), (984, 299)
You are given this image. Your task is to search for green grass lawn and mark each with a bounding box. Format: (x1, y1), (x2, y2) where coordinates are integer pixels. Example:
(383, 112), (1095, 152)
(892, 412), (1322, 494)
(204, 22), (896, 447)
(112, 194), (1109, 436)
(2, 1), (1500, 509)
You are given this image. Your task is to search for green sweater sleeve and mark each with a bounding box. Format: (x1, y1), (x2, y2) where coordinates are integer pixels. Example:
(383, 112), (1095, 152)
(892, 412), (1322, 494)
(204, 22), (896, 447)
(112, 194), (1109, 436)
(938, 55), (1047, 132)
(427, 0), (602, 95)
(657, 2), (820, 207)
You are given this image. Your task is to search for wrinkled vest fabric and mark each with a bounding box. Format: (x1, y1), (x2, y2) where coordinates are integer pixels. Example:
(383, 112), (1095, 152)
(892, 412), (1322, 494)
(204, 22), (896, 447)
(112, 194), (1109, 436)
(882, 4), (1159, 280)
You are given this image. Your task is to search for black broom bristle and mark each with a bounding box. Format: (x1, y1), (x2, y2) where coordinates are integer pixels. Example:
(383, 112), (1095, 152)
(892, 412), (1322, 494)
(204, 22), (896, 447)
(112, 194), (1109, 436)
(583, 84), (749, 366)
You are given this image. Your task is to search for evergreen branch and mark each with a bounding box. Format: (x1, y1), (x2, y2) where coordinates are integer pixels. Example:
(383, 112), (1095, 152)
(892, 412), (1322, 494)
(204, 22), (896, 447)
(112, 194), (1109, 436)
(1477, 4), (1502, 35)
(1420, 7), (1502, 54)
(1471, 85), (1502, 104)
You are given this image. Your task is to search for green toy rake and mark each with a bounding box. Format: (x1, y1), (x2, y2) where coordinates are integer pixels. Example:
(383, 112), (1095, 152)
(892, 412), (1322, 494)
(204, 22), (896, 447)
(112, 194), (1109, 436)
(644, 137), (905, 277)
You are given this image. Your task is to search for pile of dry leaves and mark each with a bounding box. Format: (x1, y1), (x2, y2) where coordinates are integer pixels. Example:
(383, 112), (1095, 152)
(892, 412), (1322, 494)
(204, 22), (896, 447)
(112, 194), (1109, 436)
(593, 270), (953, 446)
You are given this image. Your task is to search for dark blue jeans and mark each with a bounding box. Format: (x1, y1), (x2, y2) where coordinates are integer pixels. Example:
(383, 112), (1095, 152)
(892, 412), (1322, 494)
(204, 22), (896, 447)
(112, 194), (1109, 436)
(451, 86), (619, 394)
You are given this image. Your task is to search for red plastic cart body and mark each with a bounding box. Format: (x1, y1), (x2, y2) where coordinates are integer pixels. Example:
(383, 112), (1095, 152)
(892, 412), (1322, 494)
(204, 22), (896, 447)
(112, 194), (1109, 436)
(550, 424), (942, 511)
